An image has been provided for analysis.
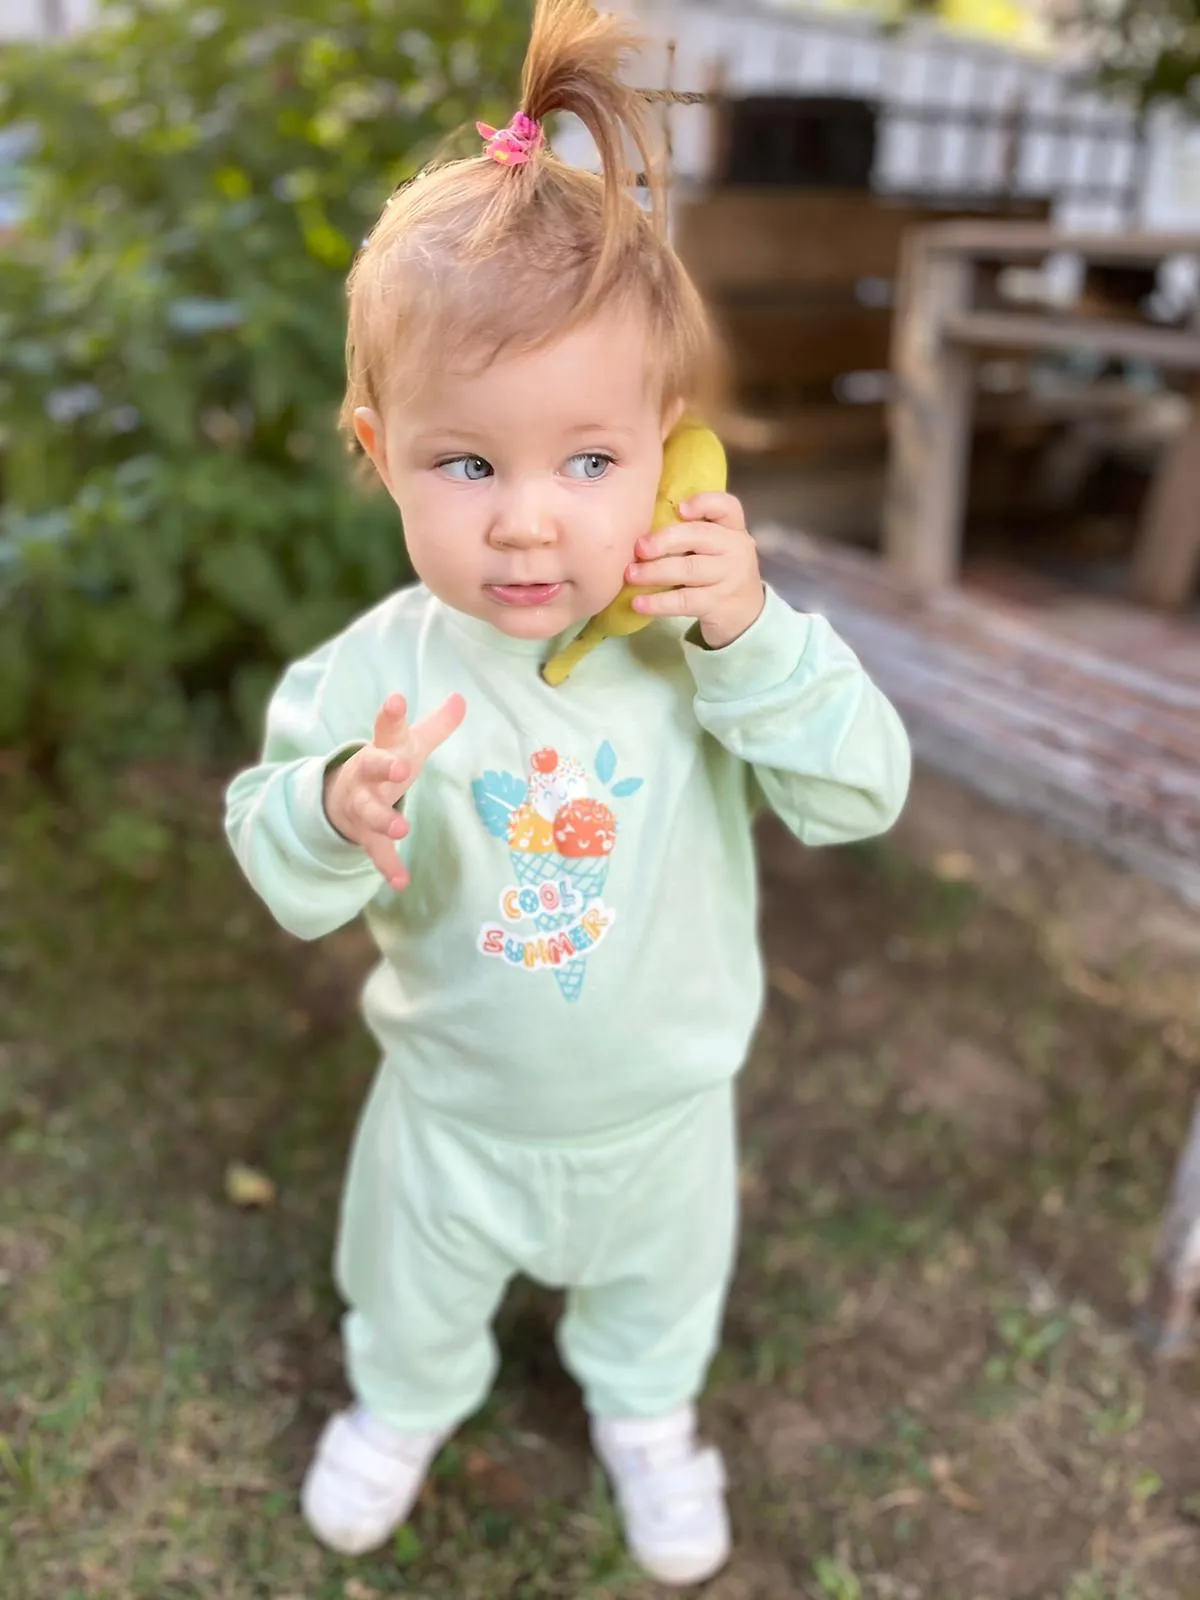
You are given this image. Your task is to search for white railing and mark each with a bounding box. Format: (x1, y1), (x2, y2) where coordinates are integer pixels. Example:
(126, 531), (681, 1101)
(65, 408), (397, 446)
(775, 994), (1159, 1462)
(557, 0), (1200, 233)
(0, 0), (97, 42)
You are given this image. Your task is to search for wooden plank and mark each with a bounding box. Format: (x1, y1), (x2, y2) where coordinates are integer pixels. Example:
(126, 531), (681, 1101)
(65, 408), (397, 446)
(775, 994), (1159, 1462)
(883, 235), (976, 590)
(784, 583), (1200, 793)
(759, 525), (1200, 695)
(714, 298), (893, 392)
(723, 384), (1148, 463)
(1130, 384), (1200, 609)
(722, 404), (886, 460)
(675, 189), (975, 291)
(943, 309), (1200, 370)
(911, 221), (1200, 265)
(761, 537), (1200, 773)
(754, 527), (1200, 904)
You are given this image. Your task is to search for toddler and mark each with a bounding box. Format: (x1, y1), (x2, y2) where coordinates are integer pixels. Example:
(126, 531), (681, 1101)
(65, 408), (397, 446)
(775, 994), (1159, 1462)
(225, 0), (911, 1584)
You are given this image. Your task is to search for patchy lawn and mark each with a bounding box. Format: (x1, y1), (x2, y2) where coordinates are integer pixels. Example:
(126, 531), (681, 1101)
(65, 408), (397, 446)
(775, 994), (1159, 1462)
(3, 764), (1200, 1600)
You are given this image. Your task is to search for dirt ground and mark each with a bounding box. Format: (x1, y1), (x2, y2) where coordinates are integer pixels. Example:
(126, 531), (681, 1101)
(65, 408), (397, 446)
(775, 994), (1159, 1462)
(3, 763), (1200, 1600)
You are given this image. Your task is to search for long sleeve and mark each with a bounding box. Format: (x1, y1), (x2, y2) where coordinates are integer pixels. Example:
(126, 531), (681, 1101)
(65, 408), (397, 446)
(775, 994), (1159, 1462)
(684, 585), (911, 846)
(224, 627), (387, 941)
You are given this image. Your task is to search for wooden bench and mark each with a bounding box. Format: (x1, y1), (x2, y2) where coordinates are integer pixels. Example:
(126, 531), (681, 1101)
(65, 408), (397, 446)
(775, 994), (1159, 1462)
(757, 525), (1200, 1357)
(883, 221), (1200, 609)
(758, 528), (1200, 902)
(673, 188), (1051, 466)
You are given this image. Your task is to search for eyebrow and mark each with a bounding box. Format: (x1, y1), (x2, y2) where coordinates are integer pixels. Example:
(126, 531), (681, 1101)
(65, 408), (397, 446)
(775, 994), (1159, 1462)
(563, 423), (638, 437)
(410, 422), (639, 449)
(406, 432), (491, 458)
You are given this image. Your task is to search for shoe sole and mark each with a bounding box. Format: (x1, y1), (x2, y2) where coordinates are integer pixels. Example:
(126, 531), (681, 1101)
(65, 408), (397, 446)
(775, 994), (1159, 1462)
(634, 1541), (732, 1587)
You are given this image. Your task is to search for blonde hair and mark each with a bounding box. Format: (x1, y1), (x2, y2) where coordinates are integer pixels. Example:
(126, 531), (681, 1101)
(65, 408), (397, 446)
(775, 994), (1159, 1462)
(341, 0), (723, 439)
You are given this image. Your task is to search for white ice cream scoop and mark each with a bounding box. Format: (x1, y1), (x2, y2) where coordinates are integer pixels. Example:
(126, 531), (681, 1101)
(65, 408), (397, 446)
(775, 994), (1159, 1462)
(529, 755), (588, 821)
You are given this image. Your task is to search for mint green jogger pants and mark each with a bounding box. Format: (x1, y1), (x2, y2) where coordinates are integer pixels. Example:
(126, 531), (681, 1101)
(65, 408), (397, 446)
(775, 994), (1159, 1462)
(334, 1068), (739, 1431)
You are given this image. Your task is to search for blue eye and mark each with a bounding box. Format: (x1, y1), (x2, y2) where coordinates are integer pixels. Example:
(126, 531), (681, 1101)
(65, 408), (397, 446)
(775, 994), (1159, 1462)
(440, 455), (492, 481)
(565, 452), (613, 481)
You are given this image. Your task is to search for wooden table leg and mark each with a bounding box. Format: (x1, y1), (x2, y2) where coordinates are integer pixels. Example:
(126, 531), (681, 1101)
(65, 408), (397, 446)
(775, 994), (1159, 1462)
(1129, 380), (1200, 610)
(883, 237), (977, 591)
(1139, 1095), (1200, 1360)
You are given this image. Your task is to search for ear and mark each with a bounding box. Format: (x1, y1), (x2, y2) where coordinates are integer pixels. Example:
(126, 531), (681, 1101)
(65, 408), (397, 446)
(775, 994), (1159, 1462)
(660, 395), (687, 441)
(354, 407), (391, 487)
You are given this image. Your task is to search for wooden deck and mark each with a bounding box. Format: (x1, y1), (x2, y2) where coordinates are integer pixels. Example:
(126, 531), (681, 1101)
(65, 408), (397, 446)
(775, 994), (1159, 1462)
(757, 527), (1200, 906)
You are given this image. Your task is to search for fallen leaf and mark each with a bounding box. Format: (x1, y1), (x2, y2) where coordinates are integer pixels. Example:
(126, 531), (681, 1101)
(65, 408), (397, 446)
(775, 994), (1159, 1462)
(224, 1162), (276, 1208)
(1062, 963), (1120, 1006)
(929, 1454), (982, 1512)
(933, 849), (974, 882)
(938, 1479), (982, 1513)
(874, 1487), (925, 1513)
(344, 1582), (381, 1600)
(769, 966), (817, 1003)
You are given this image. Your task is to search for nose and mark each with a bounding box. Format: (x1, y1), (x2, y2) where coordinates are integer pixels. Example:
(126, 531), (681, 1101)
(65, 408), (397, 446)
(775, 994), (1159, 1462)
(488, 478), (557, 551)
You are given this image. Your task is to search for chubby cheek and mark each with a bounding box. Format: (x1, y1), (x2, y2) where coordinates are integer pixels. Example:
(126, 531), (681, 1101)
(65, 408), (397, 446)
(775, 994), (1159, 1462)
(578, 501), (635, 569)
(407, 528), (480, 596)
(395, 485), (480, 589)
(613, 480), (658, 563)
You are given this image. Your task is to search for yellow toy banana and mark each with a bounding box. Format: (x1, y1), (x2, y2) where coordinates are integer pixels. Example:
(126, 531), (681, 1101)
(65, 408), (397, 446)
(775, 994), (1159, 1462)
(542, 417), (727, 686)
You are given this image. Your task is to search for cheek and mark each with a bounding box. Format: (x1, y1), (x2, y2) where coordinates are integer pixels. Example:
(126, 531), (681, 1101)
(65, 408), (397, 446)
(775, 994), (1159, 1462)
(390, 492), (460, 595)
(582, 501), (636, 563)
(611, 472), (659, 549)
(393, 482), (477, 576)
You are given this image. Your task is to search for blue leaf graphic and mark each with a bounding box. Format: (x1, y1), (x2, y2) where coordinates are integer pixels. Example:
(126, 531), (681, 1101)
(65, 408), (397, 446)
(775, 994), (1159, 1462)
(610, 777), (643, 798)
(595, 741), (617, 786)
(471, 771), (526, 838)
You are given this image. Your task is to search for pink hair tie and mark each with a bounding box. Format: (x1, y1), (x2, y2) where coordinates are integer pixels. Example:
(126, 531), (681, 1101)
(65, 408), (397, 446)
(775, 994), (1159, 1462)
(477, 111), (546, 167)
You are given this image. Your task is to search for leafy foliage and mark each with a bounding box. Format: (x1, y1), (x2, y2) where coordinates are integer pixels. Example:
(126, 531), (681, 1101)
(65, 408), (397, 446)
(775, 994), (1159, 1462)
(0, 0), (528, 774)
(1062, 0), (1200, 109)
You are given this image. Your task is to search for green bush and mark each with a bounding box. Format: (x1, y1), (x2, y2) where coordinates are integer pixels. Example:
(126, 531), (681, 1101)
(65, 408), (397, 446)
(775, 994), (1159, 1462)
(0, 0), (529, 776)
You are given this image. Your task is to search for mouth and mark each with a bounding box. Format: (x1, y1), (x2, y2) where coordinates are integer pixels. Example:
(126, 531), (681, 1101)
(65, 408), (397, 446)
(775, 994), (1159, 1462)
(486, 582), (565, 608)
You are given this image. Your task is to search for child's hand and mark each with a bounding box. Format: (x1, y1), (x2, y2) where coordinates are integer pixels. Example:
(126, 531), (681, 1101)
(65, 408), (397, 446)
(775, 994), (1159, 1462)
(324, 691), (466, 890)
(625, 491), (765, 650)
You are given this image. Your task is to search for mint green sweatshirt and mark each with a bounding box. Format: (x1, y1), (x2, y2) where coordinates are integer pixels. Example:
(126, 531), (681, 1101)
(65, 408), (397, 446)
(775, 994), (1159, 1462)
(225, 585), (910, 1138)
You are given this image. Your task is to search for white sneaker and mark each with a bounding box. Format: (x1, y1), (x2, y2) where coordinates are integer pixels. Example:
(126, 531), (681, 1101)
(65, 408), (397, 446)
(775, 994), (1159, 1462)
(592, 1406), (731, 1588)
(300, 1406), (447, 1556)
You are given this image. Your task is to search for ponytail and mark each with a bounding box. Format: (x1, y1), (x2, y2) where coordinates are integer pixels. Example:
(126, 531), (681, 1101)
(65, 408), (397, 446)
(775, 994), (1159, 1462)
(460, 0), (666, 309)
(343, 0), (719, 432)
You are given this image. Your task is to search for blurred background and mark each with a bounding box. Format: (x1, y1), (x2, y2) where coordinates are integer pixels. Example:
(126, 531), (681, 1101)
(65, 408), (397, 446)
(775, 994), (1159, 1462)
(3, 4), (1200, 1598)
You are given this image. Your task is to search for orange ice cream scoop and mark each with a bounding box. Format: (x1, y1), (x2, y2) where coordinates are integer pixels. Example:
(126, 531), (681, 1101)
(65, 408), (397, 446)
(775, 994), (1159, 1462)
(553, 798), (617, 858)
(507, 804), (555, 853)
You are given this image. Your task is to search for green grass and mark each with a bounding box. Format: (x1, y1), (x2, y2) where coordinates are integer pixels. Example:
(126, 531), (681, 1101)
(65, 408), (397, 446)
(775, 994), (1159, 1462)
(4, 765), (1200, 1598)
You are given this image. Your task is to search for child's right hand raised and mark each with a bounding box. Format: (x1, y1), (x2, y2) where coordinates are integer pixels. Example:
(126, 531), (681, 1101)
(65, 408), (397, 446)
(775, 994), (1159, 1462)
(323, 692), (466, 890)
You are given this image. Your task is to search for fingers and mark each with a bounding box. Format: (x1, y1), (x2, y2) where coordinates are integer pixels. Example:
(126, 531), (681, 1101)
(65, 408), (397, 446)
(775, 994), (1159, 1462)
(635, 524), (727, 563)
(372, 692), (408, 749)
(356, 796), (410, 841)
(632, 578), (767, 642)
(632, 586), (711, 618)
(372, 691), (466, 767)
(678, 490), (746, 530)
(627, 552), (722, 591)
(351, 690), (464, 893)
(357, 745), (412, 788)
(362, 833), (409, 892)
(354, 782), (410, 885)
(409, 693), (467, 763)
(636, 513), (750, 566)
